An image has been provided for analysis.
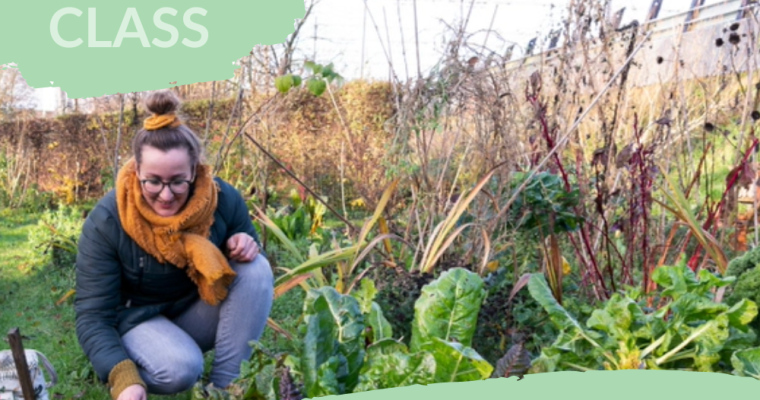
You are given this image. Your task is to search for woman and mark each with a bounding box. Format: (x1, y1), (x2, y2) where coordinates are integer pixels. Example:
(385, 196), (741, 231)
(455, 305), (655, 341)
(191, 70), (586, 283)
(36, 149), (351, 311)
(74, 90), (274, 400)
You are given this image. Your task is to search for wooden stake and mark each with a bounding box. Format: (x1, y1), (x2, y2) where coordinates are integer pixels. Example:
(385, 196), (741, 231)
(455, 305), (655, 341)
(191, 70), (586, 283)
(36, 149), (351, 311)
(7, 327), (36, 400)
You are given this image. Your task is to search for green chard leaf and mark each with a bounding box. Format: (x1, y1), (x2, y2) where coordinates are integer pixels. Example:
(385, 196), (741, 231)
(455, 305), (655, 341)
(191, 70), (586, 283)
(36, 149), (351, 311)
(410, 268), (486, 351)
(586, 293), (637, 340)
(692, 314), (731, 372)
(353, 350), (436, 392)
(368, 301), (393, 342)
(312, 356), (342, 397)
(527, 273), (587, 335)
(301, 287), (365, 397)
(731, 347), (760, 379)
(366, 338), (409, 356)
(651, 263), (701, 301)
(726, 298), (759, 331)
(234, 342), (277, 400)
(422, 337), (493, 382)
(351, 278), (378, 314)
(668, 293), (729, 324)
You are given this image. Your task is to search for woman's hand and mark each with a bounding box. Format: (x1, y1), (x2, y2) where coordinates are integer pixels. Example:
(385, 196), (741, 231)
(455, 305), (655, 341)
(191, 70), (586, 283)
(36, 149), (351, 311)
(226, 233), (260, 262)
(117, 384), (146, 400)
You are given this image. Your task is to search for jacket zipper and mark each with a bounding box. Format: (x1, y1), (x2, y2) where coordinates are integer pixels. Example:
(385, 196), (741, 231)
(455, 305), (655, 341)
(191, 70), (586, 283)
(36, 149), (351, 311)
(138, 256), (145, 292)
(127, 254), (145, 309)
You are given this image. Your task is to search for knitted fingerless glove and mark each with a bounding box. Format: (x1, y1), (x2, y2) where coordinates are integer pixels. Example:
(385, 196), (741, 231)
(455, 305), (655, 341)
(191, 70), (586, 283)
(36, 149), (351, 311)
(108, 359), (147, 400)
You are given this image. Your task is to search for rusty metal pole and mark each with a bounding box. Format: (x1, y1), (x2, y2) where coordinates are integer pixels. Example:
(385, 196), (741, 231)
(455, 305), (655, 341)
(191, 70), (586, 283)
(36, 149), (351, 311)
(683, 0), (707, 32)
(7, 328), (36, 400)
(611, 8), (626, 30)
(646, 0), (663, 23)
(739, 0), (754, 20)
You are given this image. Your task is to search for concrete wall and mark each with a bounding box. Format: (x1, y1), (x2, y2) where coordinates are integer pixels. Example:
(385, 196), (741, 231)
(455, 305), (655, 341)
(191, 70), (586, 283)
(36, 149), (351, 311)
(499, 0), (759, 90)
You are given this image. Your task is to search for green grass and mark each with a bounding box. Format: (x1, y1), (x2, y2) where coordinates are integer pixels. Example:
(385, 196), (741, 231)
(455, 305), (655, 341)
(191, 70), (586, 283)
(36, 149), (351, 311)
(0, 208), (303, 400)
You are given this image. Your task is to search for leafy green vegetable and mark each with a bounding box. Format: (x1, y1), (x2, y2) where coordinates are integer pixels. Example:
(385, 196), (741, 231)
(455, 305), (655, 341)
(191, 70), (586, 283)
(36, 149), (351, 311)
(652, 264), (733, 300)
(727, 299), (760, 332)
(354, 346), (436, 392)
(312, 356), (342, 397)
(725, 246), (760, 342)
(351, 278), (378, 315)
(226, 268), (495, 398)
(368, 302), (393, 342)
(507, 171), (583, 237)
(410, 268), (486, 351)
(422, 337), (493, 382)
(351, 279), (392, 343)
(528, 259), (759, 373)
(228, 342), (278, 400)
(731, 347), (760, 379)
(365, 338), (409, 356)
(527, 273), (594, 339)
(301, 287), (365, 397)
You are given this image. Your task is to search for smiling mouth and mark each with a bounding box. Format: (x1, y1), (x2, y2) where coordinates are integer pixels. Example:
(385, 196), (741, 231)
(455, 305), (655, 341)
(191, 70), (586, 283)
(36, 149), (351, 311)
(157, 201), (174, 209)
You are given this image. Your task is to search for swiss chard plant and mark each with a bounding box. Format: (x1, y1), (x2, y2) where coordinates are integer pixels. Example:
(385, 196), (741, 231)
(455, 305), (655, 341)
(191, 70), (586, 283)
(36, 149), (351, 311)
(527, 257), (759, 374)
(214, 268), (495, 399)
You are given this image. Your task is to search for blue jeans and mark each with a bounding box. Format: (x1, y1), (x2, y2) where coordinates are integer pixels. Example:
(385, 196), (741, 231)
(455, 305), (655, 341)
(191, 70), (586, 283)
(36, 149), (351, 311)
(120, 254), (274, 394)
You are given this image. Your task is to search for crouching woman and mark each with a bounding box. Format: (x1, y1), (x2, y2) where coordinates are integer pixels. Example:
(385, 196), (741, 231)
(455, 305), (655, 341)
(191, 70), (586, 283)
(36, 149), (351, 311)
(74, 90), (274, 400)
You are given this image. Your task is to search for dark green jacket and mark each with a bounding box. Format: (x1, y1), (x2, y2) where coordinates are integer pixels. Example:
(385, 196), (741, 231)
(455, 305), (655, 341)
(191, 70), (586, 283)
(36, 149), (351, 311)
(74, 177), (264, 384)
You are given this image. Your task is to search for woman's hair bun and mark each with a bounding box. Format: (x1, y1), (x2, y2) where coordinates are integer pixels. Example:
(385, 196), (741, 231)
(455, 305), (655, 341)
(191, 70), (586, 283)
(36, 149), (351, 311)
(145, 90), (180, 115)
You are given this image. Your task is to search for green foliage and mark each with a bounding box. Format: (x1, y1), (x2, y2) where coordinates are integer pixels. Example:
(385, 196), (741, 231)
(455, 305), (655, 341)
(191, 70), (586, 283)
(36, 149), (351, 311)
(421, 338), (493, 382)
(507, 171), (583, 238)
(276, 75), (297, 94)
(275, 61), (343, 97)
(307, 79), (327, 97)
(256, 192), (328, 248)
(0, 213), (196, 400)
(723, 246), (760, 343)
(301, 287), (365, 396)
(725, 245), (760, 308)
(410, 268), (486, 350)
(353, 341), (436, 392)
(27, 203), (86, 269)
(527, 258), (758, 374)
(372, 267), (435, 345)
(351, 279), (393, 343)
(226, 268), (493, 399)
(731, 347), (760, 378)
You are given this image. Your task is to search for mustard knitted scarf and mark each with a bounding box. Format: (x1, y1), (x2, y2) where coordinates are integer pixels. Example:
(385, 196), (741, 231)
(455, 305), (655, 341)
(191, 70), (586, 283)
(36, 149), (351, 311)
(115, 157), (236, 306)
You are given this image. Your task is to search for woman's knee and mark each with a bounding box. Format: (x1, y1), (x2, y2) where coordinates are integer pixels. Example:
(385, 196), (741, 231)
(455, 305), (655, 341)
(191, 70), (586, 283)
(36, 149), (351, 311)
(231, 254), (274, 291)
(146, 352), (204, 394)
(122, 317), (205, 394)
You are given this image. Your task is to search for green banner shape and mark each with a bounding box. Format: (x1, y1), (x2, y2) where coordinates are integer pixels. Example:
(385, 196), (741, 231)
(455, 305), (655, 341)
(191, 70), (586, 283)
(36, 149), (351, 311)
(0, 1), (304, 98)
(318, 370), (759, 400)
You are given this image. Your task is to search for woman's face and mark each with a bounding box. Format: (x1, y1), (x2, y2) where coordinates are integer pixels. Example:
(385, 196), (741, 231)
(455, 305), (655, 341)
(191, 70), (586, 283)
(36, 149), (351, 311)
(136, 145), (194, 217)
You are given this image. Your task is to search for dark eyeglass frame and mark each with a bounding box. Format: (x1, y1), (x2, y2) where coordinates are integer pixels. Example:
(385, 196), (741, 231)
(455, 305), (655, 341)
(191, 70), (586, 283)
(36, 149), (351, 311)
(137, 164), (196, 195)
(139, 178), (194, 195)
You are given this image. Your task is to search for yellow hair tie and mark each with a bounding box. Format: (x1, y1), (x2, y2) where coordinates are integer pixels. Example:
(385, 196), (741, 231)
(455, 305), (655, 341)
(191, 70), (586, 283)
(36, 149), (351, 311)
(144, 113), (182, 131)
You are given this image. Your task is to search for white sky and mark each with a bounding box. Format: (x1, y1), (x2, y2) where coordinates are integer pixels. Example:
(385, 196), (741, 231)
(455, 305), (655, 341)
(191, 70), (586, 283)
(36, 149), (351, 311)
(24, 0), (730, 111)
(299, 0), (718, 81)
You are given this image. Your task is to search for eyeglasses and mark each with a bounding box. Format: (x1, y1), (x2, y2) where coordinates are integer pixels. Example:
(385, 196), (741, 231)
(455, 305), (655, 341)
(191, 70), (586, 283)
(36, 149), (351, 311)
(140, 178), (193, 195)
